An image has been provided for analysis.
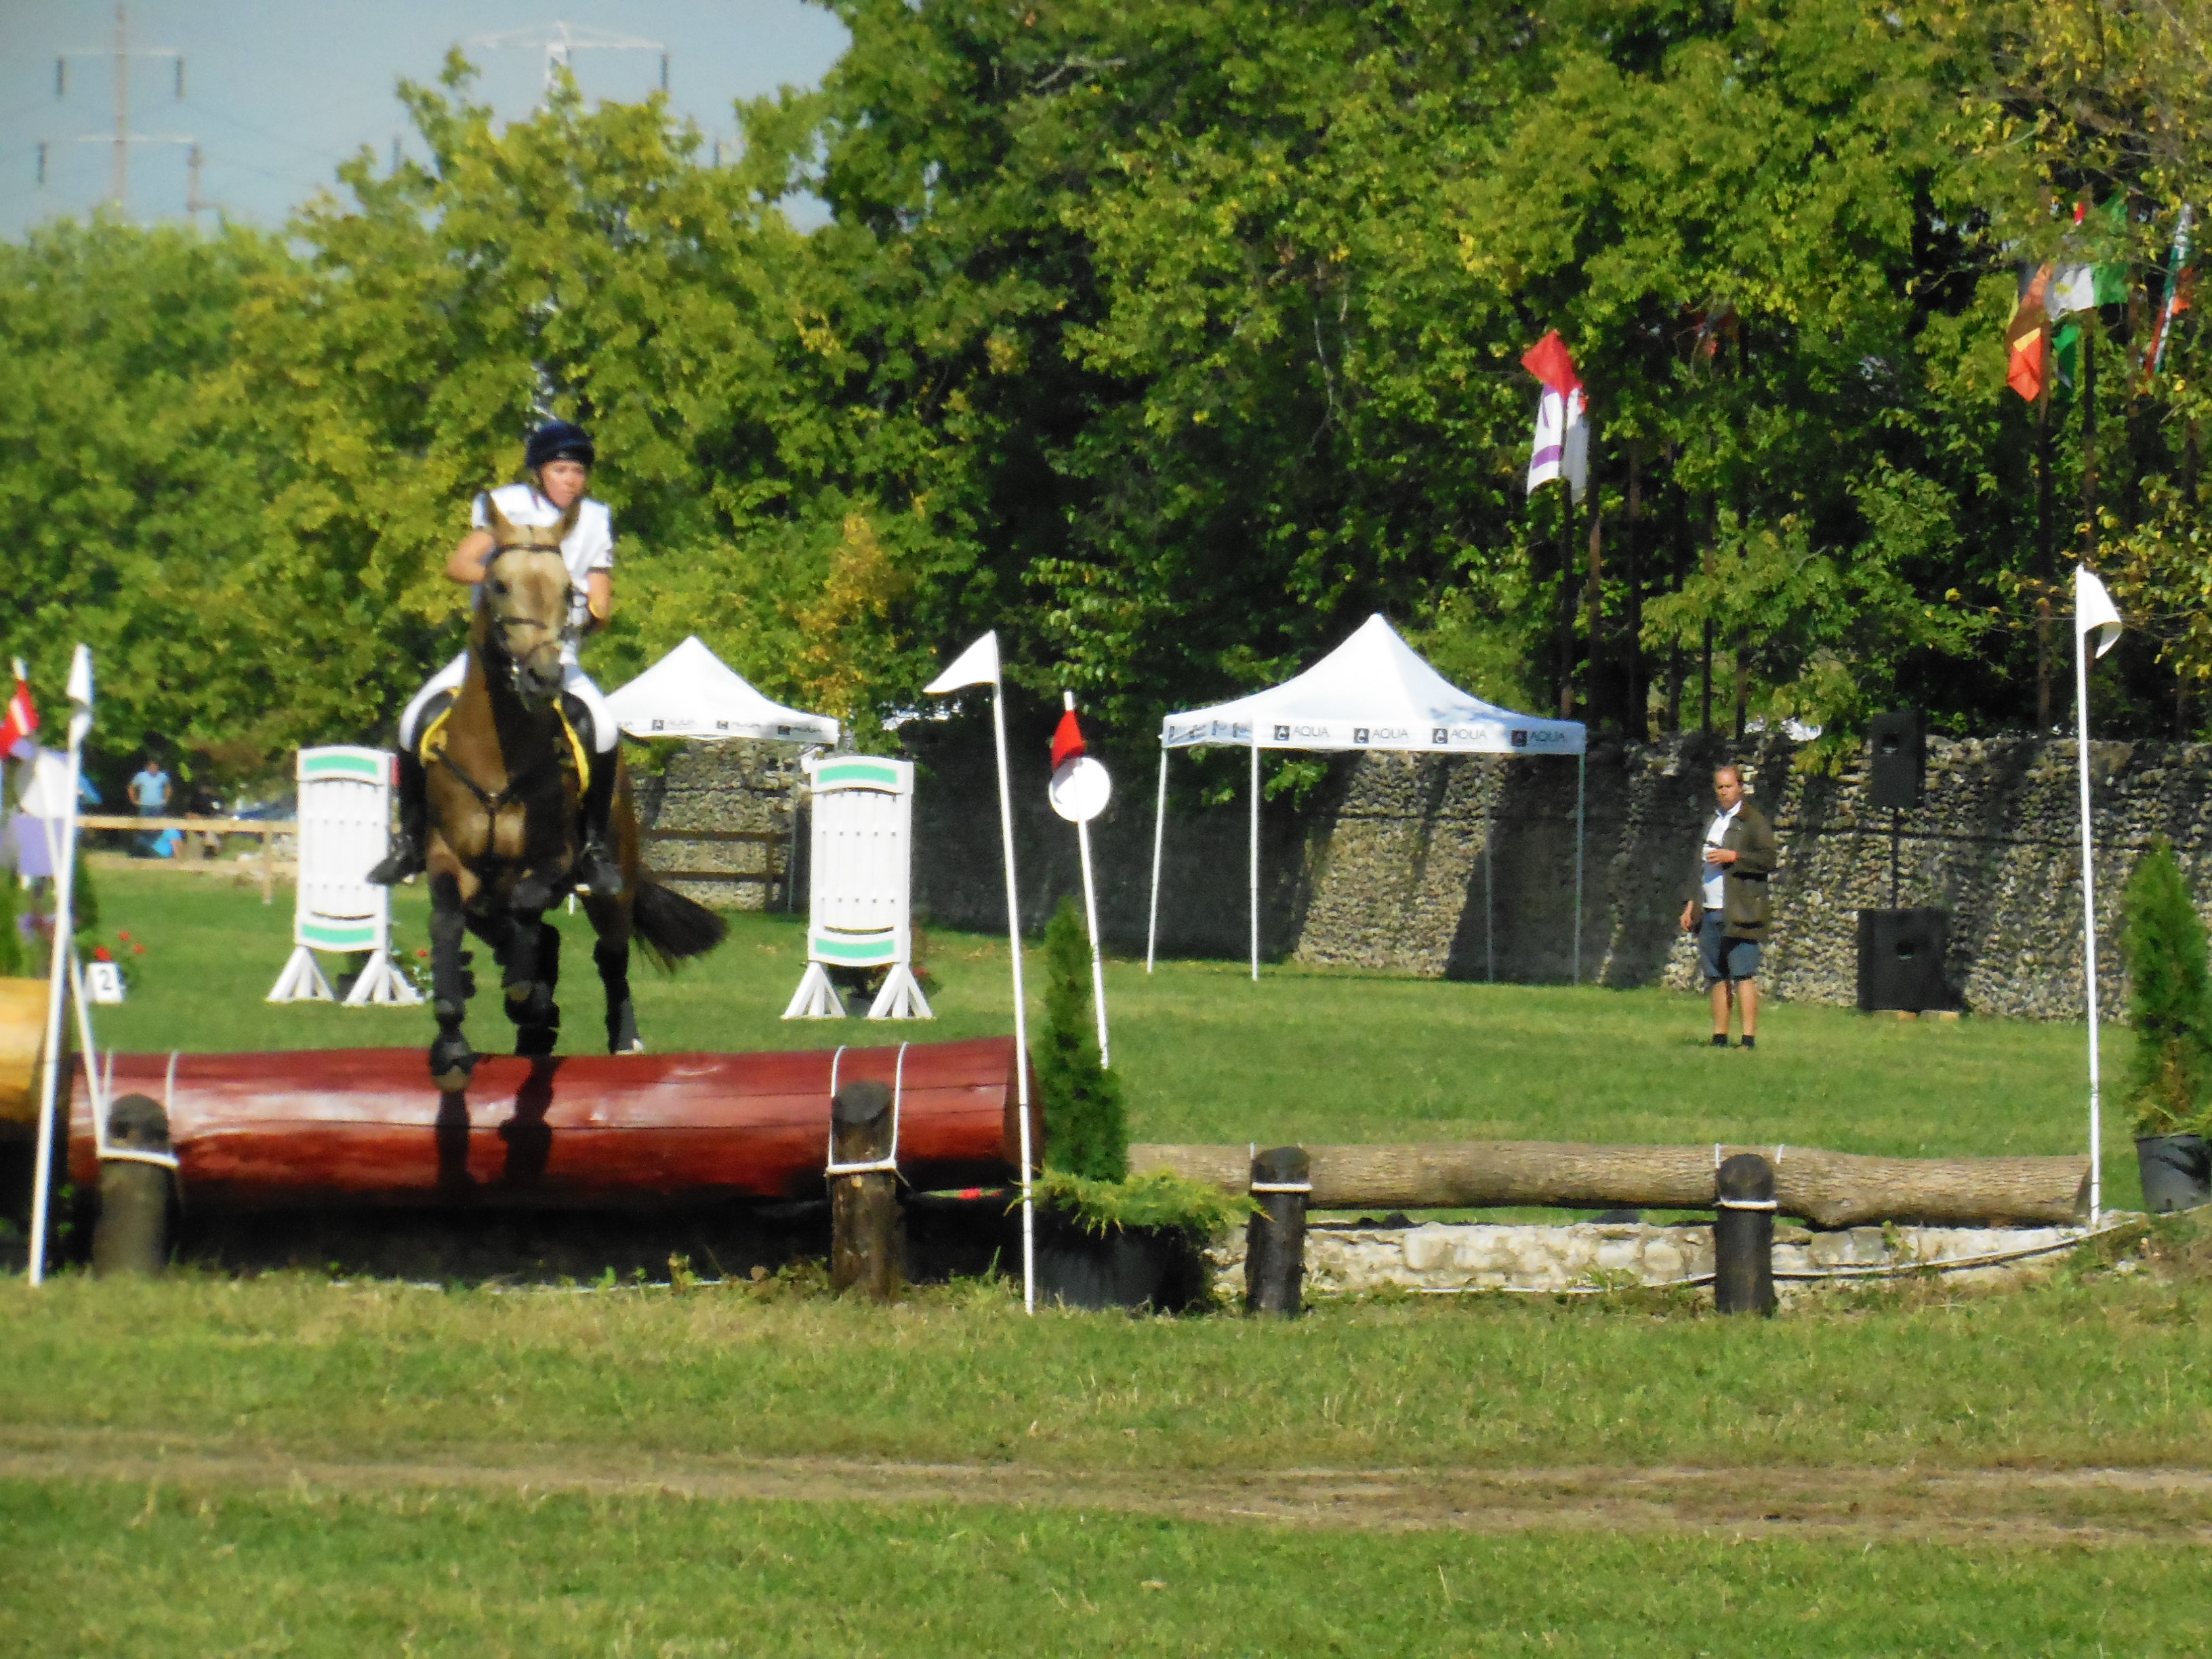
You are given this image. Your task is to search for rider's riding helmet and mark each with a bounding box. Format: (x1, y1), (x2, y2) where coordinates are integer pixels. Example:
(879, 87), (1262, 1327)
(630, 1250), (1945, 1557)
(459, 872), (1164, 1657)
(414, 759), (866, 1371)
(525, 419), (596, 472)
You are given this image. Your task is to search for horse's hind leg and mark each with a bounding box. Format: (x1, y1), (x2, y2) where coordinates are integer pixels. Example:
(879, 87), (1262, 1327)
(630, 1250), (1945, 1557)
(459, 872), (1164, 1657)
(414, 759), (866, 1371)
(510, 918), (561, 1059)
(427, 874), (478, 1090)
(586, 894), (641, 1055)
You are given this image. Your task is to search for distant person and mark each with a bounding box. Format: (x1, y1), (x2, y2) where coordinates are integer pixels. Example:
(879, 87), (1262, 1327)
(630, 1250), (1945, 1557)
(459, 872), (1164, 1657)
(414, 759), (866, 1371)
(127, 756), (170, 858)
(1677, 762), (1777, 1048)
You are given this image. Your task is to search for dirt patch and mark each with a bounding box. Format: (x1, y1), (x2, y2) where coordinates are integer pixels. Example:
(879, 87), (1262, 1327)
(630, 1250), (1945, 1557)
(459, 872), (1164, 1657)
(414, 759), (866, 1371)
(3, 1427), (2209, 1542)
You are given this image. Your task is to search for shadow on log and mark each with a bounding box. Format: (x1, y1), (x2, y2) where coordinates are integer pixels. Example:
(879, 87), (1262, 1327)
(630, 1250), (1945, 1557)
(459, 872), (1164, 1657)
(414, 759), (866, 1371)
(1130, 1141), (2089, 1229)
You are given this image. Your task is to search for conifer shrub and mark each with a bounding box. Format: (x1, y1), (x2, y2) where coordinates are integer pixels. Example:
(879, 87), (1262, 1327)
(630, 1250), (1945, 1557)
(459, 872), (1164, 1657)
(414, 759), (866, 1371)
(2121, 839), (2212, 1138)
(1036, 897), (1126, 1182)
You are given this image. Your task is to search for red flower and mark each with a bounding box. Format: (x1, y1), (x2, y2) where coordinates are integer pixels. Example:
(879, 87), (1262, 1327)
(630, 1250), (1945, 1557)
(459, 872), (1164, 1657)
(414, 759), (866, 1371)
(416, 949), (429, 958)
(131, 945), (145, 956)
(117, 931), (131, 941)
(92, 947), (112, 962)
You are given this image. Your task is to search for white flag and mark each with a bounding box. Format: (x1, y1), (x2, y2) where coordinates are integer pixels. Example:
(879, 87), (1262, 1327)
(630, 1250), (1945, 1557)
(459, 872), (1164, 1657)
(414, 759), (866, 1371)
(64, 642), (92, 707)
(1526, 387), (1589, 504)
(2074, 567), (2121, 659)
(924, 631), (1001, 694)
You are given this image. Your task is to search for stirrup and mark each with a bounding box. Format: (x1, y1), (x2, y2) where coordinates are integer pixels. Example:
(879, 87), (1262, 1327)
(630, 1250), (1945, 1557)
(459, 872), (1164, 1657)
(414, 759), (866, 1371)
(576, 838), (623, 897)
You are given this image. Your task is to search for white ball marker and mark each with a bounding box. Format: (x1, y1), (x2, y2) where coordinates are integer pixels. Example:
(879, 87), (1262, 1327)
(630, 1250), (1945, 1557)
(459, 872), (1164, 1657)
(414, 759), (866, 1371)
(1048, 754), (1113, 823)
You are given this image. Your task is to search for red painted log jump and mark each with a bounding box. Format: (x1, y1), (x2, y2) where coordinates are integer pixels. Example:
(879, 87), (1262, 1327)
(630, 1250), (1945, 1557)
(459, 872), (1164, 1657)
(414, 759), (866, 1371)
(68, 1040), (1034, 1210)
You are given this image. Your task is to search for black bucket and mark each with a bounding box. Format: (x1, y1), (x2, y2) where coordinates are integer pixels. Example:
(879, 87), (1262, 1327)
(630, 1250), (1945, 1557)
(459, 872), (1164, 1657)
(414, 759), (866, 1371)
(2135, 1134), (2212, 1214)
(1033, 1209), (1206, 1312)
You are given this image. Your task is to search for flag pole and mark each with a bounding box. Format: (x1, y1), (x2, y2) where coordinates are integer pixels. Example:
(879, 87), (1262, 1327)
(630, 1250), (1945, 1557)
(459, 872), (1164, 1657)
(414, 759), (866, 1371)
(1063, 694), (1111, 1065)
(28, 646), (93, 1288)
(988, 664), (1036, 1312)
(2075, 597), (2102, 1228)
(1146, 748), (1168, 974)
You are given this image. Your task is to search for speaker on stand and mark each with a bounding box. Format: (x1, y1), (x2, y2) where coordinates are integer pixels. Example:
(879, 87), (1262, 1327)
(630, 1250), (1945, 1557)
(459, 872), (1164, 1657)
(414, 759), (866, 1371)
(1858, 712), (1953, 1011)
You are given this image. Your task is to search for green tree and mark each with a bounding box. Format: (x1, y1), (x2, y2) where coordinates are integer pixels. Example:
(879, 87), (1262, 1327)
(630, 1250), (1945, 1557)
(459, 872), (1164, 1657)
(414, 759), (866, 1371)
(1035, 897), (1126, 1182)
(2120, 840), (2212, 1136)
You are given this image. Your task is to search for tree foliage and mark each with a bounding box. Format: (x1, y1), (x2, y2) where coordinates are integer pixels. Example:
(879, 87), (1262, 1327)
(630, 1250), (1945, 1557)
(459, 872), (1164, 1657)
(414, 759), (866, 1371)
(1036, 896), (1126, 1182)
(4, 3), (2211, 784)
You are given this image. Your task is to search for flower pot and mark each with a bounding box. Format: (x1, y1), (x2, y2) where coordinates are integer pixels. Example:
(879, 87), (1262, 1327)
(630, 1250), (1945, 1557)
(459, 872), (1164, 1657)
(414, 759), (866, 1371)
(1033, 1207), (1206, 1312)
(2135, 1134), (2212, 1214)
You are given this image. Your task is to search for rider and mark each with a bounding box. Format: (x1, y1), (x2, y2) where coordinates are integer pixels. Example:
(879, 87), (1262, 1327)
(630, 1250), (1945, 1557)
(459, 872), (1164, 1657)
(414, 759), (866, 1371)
(369, 419), (623, 895)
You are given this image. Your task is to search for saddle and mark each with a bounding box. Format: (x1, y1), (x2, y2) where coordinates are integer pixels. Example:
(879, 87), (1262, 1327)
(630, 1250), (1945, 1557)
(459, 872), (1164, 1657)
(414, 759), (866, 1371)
(417, 689), (596, 805)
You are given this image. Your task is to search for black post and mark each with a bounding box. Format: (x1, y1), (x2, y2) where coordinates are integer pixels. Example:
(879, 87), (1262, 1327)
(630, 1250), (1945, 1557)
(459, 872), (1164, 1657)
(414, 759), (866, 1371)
(1245, 1145), (1310, 1317)
(1890, 808), (1901, 909)
(92, 1093), (173, 1278)
(830, 1078), (903, 1300)
(1713, 1152), (1777, 1316)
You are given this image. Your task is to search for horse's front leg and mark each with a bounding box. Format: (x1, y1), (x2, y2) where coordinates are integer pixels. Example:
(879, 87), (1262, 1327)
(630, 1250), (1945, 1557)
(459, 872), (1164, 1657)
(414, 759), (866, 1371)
(583, 893), (642, 1055)
(427, 873), (478, 1090)
(499, 911), (561, 1059)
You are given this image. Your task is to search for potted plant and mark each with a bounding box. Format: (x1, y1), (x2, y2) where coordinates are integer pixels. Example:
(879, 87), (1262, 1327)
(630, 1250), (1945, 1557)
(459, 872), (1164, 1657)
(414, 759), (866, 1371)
(2121, 840), (2212, 1212)
(1029, 898), (1244, 1309)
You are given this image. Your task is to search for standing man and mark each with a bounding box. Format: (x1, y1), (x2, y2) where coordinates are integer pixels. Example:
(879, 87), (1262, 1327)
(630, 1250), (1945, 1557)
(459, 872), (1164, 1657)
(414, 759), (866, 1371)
(1678, 762), (1778, 1048)
(126, 754), (170, 858)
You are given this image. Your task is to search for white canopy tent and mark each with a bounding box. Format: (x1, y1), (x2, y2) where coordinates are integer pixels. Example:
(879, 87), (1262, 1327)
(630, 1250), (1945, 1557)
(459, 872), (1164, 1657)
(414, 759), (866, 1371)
(1149, 613), (1589, 981)
(605, 636), (840, 745)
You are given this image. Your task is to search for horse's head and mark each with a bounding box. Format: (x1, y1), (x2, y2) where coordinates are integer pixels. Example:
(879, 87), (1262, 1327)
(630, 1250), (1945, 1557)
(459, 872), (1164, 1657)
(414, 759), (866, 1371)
(476, 494), (581, 704)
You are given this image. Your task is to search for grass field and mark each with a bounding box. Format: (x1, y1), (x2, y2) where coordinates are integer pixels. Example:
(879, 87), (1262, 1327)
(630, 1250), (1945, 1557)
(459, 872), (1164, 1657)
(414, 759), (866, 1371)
(75, 862), (2142, 1204)
(7, 864), (2198, 1653)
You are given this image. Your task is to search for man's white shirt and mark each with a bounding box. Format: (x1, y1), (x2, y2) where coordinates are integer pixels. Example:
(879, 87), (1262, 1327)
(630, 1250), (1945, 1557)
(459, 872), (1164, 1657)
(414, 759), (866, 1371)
(1702, 802), (1741, 910)
(471, 484), (615, 665)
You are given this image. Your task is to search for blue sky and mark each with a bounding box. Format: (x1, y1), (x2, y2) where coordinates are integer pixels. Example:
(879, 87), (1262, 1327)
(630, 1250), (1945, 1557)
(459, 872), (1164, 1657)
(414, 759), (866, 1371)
(0, 1), (849, 240)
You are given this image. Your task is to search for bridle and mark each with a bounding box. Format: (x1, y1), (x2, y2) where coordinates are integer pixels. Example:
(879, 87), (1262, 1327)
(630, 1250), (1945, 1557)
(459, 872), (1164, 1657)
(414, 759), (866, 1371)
(479, 542), (581, 674)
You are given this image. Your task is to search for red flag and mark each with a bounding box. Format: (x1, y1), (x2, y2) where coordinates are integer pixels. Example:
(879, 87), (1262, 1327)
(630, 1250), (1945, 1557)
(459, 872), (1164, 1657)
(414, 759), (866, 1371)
(1050, 709), (1086, 773)
(0, 659), (37, 758)
(1519, 329), (1582, 396)
(2006, 264), (2055, 403)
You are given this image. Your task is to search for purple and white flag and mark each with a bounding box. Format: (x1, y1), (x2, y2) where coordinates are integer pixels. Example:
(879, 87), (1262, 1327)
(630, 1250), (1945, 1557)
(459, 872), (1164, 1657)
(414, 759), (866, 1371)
(1527, 385), (1589, 503)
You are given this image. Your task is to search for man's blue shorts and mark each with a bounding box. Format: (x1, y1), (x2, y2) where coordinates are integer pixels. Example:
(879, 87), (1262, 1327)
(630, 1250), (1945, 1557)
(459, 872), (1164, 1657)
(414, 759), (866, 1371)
(1698, 909), (1760, 983)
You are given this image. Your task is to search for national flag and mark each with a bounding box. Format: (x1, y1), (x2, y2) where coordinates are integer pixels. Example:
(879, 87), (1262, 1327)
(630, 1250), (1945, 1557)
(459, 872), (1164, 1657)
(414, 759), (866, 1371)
(1049, 708), (1086, 773)
(2146, 205), (2196, 382)
(1, 659), (37, 760)
(2006, 264), (2054, 403)
(924, 632), (1001, 695)
(2050, 199), (2132, 317)
(1521, 331), (1589, 503)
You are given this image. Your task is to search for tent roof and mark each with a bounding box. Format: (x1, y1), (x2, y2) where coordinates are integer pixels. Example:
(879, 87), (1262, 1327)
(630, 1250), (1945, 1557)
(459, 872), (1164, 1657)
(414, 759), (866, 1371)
(604, 636), (840, 744)
(1160, 613), (1584, 756)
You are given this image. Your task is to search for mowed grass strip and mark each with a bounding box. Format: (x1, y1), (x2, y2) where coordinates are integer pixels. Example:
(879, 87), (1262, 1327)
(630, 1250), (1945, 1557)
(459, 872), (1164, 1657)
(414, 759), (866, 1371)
(3, 1477), (2198, 1658)
(81, 867), (2142, 1203)
(6, 1233), (2209, 1474)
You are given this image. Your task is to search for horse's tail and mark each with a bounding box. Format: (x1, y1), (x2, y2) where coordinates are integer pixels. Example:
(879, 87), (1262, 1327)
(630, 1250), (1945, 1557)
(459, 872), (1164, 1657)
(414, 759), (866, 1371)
(631, 876), (728, 970)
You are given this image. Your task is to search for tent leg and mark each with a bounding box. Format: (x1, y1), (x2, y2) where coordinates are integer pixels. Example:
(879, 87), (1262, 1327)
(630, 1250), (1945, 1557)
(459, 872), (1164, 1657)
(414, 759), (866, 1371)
(1573, 750), (1586, 986)
(1486, 758), (1495, 985)
(1147, 748), (1168, 974)
(1249, 741), (1261, 983)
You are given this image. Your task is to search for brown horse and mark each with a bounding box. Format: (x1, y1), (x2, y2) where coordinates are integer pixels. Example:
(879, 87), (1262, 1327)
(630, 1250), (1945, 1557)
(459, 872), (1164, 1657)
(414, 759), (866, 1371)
(419, 496), (724, 1091)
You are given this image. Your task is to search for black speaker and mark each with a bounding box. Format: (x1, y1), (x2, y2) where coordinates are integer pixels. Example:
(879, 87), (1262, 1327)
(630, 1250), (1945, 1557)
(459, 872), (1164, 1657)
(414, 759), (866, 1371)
(1866, 710), (1923, 811)
(1856, 907), (1952, 1012)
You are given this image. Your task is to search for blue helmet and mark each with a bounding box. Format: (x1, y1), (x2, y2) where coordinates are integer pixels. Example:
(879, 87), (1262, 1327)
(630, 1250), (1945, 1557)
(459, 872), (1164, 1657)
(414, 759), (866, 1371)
(525, 419), (596, 470)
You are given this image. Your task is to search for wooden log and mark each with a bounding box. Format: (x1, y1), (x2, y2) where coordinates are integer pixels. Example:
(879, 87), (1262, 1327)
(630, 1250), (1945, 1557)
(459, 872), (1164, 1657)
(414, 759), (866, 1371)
(829, 1078), (903, 1299)
(68, 1041), (1038, 1211)
(0, 977), (49, 1132)
(1713, 1153), (1775, 1315)
(93, 1094), (173, 1278)
(1129, 1141), (2089, 1229)
(1244, 1145), (1309, 1317)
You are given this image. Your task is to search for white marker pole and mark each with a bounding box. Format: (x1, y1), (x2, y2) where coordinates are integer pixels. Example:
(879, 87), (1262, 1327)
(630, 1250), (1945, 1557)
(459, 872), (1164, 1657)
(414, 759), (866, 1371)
(1145, 748), (1168, 974)
(1063, 693), (1111, 1067)
(28, 645), (94, 1288)
(2073, 567), (2123, 1229)
(925, 632), (1033, 1311)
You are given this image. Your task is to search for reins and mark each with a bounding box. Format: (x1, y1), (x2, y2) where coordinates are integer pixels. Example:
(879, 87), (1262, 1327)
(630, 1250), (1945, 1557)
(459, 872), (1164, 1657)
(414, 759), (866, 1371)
(426, 539), (585, 819)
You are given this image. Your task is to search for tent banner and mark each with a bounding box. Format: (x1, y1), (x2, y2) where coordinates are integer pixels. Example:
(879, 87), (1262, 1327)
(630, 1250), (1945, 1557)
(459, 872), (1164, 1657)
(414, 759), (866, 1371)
(1162, 716), (1584, 756)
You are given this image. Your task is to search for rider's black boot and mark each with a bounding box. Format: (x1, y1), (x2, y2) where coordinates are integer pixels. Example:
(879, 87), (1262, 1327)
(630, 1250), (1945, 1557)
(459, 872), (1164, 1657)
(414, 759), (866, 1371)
(575, 745), (623, 897)
(367, 749), (428, 886)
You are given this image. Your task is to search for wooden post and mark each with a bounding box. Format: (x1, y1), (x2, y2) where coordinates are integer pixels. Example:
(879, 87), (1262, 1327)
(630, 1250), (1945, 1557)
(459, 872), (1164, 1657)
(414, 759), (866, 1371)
(92, 1093), (173, 1278)
(1713, 1151), (1776, 1316)
(1245, 1145), (1309, 1317)
(829, 1078), (902, 1299)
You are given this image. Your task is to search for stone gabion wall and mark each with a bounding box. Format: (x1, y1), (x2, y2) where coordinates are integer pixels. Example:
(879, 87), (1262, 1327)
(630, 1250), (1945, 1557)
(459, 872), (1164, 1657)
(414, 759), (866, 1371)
(648, 726), (2212, 1017)
(629, 741), (807, 912)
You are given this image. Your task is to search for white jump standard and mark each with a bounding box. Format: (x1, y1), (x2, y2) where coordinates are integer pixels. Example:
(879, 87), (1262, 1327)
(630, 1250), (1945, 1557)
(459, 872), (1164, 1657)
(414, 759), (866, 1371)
(783, 752), (933, 1021)
(267, 747), (421, 1006)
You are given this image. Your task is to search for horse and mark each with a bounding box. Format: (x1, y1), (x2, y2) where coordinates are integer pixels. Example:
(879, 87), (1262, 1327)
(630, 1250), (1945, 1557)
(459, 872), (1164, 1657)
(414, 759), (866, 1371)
(416, 495), (725, 1092)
